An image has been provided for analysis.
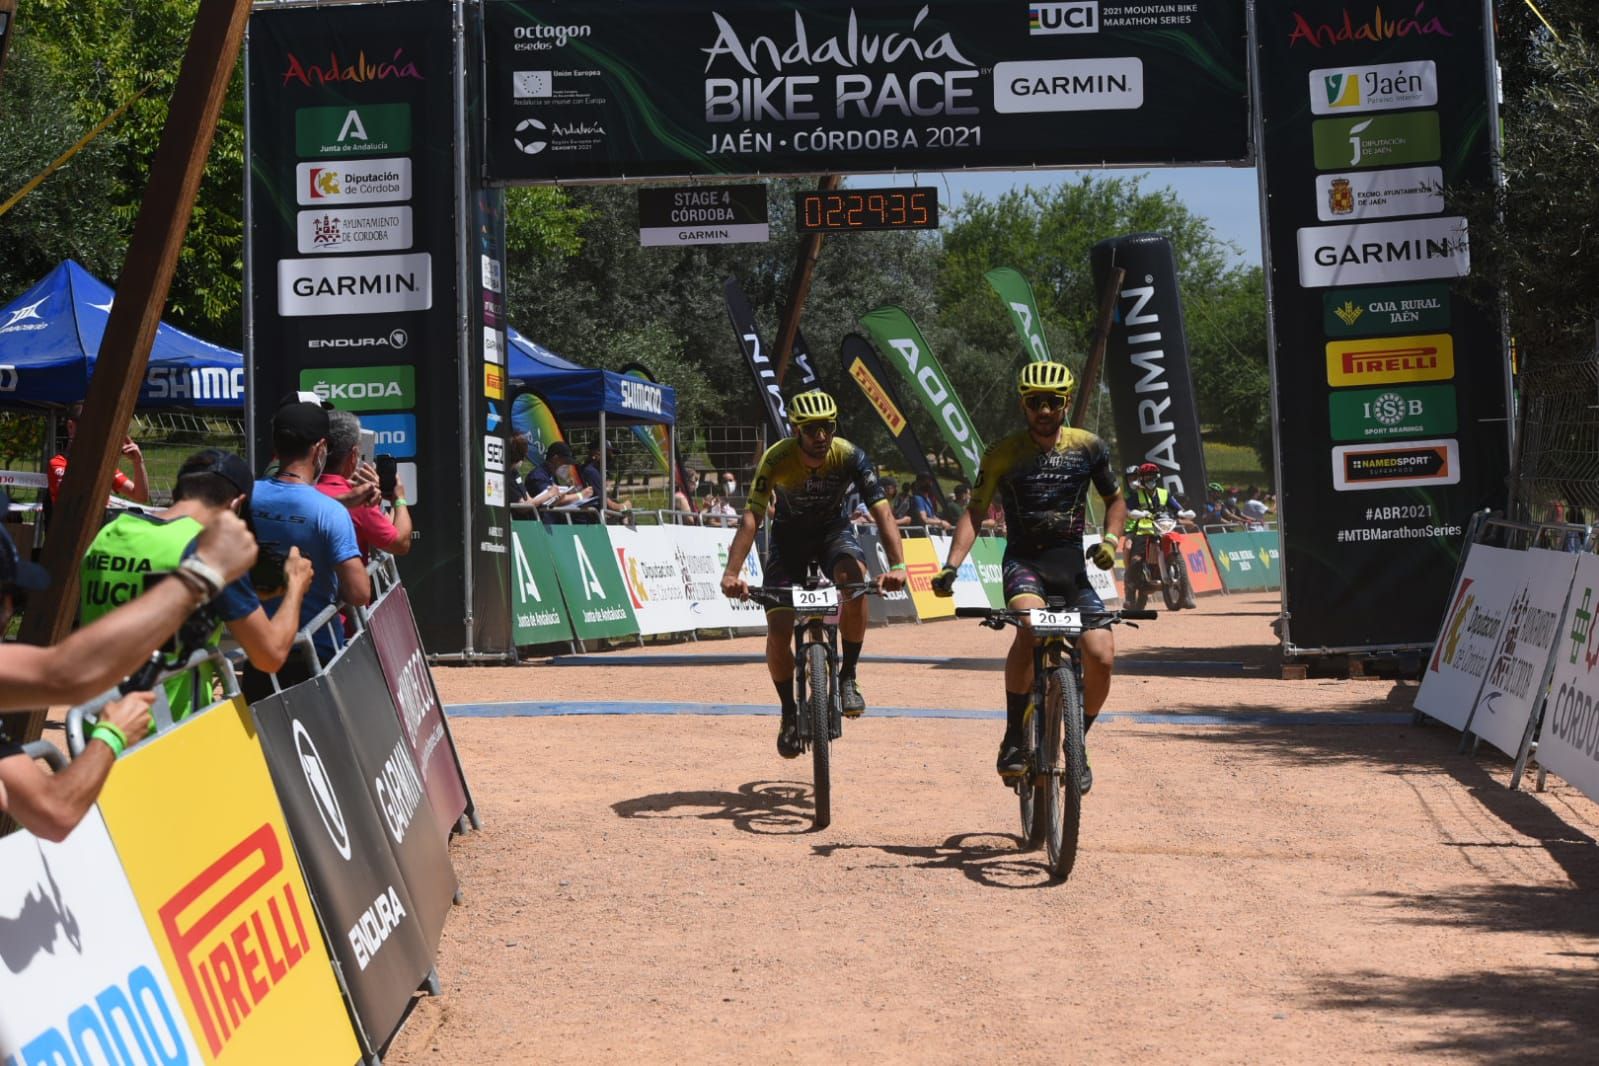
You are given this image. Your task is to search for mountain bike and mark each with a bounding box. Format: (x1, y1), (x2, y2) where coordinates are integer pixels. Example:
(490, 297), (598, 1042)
(956, 602), (1155, 880)
(749, 579), (877, 831)
(1124, 509), (1197, 611)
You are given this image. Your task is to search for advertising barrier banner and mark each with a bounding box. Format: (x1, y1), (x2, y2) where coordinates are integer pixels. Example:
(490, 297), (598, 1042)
(253, 685), (435, 1052)
(367, 583), (473, 839)
(97, 698), (359, 1064)
(1208, 531), (1281, 593)
(1079, 535), (1121, 605)
(1539, 552), (1599, 805)
(511, 520), (576, 645)
(670, 524), (767, 630)
(1177, 532), (1223, 595)
(545, 524), (639, 640)
(1415, 545), (1521, 730)
(970, 537), (1008, 609)
(481, 0), (1249, 181)
(1253, 2), (1509, 650)
(930, 534), (989, 610)
(324, 635), (458, 953)
(0, 809), (205, 1064)
(859, 527), (917, 624)
(1464, 548), (1574, 760)
(902, 537), (954, 620)
(609, 523), (699, 635)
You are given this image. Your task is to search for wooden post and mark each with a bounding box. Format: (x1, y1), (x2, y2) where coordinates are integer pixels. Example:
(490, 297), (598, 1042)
(1070, 266), (1125, 429)
(774, 173), (841, 385)
(4, 0), (252, 750)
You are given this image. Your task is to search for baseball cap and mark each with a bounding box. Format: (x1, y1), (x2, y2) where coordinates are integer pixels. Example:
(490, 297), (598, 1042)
(273, 397), (331, 449)
(545, 441), (574, 461)
(178, 448), (254, 496)
(0, 492), (50, 594)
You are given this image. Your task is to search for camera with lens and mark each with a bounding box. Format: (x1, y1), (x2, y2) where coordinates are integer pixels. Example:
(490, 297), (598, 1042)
(250, 541), (289, 598)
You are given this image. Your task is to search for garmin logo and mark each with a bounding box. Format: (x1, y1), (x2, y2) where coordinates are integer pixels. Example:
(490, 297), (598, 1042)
(278, 253), (432, 316)
(309, 329), (409, 350)
(620, 379), (664, 413)
(993, 57), (1142, 113)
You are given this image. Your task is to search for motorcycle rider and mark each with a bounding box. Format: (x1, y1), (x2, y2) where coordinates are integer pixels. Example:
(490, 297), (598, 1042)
(1122, 462), (1184, 588)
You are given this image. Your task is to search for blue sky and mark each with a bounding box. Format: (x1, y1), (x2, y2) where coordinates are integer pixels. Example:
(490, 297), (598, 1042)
(847, 167), (1265, 266)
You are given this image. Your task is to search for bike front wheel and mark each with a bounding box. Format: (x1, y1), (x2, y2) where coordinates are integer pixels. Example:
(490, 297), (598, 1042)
(805, 642), (832, 831)
(1044, 666), (1086, 881)
(1161, 551), (1185, 611)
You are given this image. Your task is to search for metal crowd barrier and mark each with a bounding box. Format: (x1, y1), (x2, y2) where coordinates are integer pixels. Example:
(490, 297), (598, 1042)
(22, 739), (67, 772)
(66, 645), (241, 757)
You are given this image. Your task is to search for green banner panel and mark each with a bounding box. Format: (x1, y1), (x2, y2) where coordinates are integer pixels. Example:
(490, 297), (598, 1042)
(1311, 110), (1442, 171)
(1328, 384), (1458, 443)
(295, 102), (412, 157)
(510, 522), (575, 645)
(544, 525), (638, 641)
(1209, 531), (1280, 592)
(1322, 283), (1451, 338)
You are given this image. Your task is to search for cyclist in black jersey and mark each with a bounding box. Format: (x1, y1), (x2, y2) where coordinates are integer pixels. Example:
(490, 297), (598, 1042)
(932, 362), (1126, 784)
(722, 390), (908, 759)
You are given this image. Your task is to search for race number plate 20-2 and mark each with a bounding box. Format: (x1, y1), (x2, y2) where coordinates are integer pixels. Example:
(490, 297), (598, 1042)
(1028, 609), (1082, 634)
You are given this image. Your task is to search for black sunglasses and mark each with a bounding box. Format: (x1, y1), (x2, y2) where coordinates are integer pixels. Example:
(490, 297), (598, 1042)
(799, 421), (837, 437)
(1024, 393), (1067, 412)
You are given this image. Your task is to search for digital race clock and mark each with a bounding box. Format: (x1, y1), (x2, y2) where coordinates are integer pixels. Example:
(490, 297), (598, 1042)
(793, 187), (939, 233)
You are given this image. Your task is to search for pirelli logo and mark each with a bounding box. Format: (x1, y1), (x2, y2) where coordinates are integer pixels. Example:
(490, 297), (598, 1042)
(1326, 332), (1454, 386)
(847, 358), (907, 435)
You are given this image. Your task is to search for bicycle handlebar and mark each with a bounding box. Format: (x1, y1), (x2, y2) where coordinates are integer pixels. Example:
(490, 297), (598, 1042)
(955, 605), (1158, 625)
(746, 582), (879, 609)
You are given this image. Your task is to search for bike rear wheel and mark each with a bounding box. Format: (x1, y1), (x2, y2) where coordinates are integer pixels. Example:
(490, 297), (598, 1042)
(1017, 696), (1048, 849)
(1045, 666), (1086, 880)
(805, 642), (832, 831)
(1162, 551), (1185, 611)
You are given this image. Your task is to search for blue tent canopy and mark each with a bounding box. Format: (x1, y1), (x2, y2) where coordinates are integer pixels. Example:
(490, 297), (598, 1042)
(506, 327), (675, 426)
(0, 260), (244, 409)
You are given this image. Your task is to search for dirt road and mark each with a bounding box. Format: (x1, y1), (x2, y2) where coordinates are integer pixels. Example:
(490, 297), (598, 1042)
(390, 593), (1599, 1064)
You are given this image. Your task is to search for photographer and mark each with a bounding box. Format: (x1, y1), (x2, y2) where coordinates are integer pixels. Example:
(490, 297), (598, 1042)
(317, 410), (413, 558)
(79, 449), (314, 721)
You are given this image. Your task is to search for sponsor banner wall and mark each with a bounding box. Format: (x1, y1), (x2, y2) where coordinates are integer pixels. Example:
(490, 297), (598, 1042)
(1254, 2), (1509, 650)
(511, 520), (577, 645)
(930, 534), (990, 610)
(545, 524), (640, 640)
(323, 634), (458, 953)
(1539, 552), (1599, 805)
(1177, 531), (1223, 594)
(0, 810), (205, 1064)
(860, 527), (918, 624)
(481, 0), (1248, 181)
(1207, 531), (1281, 593)
(1415, 545), (1520, 730)
(252, 686), (435, 1050)
(1079, 534), (1122, 605)
(1464, 548), (1573, 760)
(609, 523), (699, 635)
(669, 524), (768, 630)
(97, 698), (360, 1063)
(902, 537), (954, 620)
(366, 583), (474, 839)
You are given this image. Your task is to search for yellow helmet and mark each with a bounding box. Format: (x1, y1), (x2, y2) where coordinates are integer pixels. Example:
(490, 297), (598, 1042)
(788, 389), (838, 425)
(1017, 360), (1076, 397)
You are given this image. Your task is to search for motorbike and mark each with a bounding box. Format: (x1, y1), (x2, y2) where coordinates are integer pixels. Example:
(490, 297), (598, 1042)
(1123, 508), (1197, 611)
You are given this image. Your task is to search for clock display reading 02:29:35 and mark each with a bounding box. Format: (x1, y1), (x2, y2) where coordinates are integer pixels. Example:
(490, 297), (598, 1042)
(793, 187), (940, 233)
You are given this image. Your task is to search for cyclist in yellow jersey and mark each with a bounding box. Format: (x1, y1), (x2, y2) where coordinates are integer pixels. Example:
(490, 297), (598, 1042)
(722, 390), (908, 758)
(932, 362), (1126, 784)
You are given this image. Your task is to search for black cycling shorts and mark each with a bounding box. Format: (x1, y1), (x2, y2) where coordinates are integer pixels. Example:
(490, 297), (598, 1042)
(1002, 544), (1104, 610)
(761, 524), (868, 612)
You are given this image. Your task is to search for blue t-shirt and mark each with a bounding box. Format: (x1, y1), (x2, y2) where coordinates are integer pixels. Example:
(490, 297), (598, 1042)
(180, 539), (260, 623)
(250, 477), (361, 658)
(578, 462), (604, 509)
(526, 462), (559, 497)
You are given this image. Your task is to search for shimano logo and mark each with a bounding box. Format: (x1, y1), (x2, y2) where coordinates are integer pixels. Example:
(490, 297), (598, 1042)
(143, 366), (244, 402)
(620, 378), (663, 413)
(309, 329), (409, 350)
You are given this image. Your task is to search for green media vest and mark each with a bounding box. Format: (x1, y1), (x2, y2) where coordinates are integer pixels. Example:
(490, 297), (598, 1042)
(80, 512), (219, 721)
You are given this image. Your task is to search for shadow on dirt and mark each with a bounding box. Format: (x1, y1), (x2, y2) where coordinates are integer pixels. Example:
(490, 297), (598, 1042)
(812, 832), (1059, 890)
(1118, 641), (1281, 673)
(612, 780), (816, 836)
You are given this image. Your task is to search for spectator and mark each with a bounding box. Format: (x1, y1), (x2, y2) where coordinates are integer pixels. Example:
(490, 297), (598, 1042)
(507, 435), (531, 505)
(79, 449), (314, 720)
(879, 477), (913, 527)
(702, 493), (737, 528)
(720, 470), (739, 497)
(47, 402), (150, 505)
(526, 441), (588, 508)
(250, 399), (371, 665)
(0, 495), (257, 708)
(0, 691), (154, 841)
(317, 410), (414, 558)
(1239, 486), (1269, 529)
(908, 475), (951, 531)
(672, 464), (699, 523)
(581, 442), (632, 520)
(944, 481), (973, 527)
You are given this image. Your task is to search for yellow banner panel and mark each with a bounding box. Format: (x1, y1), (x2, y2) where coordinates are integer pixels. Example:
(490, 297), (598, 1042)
(902, 537), (955, 619)
(98, 698), (360, 1064)
(847, 357), (908, 436)
(1325, 332), (1454, 386)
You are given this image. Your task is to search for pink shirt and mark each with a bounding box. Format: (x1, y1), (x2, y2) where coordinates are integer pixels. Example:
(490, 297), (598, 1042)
(316, 473), (399, 559)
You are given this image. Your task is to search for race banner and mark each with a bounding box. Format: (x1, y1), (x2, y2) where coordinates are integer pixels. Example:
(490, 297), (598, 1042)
(1253, 1), (1510, 651)
(840, 332), (947, 514)
(1207, 530), (1281, 593)
(969, 536), (1009, 609)
(252, 685), (437, 1052)
(1177, 531), (1223, 595)
(859, 526), (917, 624)
(1415, 545), (1521, 730)
(901, 536), (954, 620)
(511, 520), (577, 644)
(366, 581), (475, 839)
(723, 276), (789, 440)
(0, 810), (205, 1064)
(609, 522), (699, 635)
(323, 634), (458, 953)
(1539, 552), (1599, 805)
(246, 2), (512, 656)
(1464, 548), (1573, 760)
(668, 523), (768, 630)
(545, 524), (639, 640)
(481, 0), (1250, 182)
(97, 698), (359, 1063)
(860, 306), (984, 483)
(984, 267), (1053, 362)
(1089, 234), (1209, 499)
(930, 533), (989, 610)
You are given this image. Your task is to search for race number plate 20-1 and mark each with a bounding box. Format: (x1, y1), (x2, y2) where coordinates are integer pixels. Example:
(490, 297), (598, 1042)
(794, 587), (839, 611)
(1028, 609), (1082, 634)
